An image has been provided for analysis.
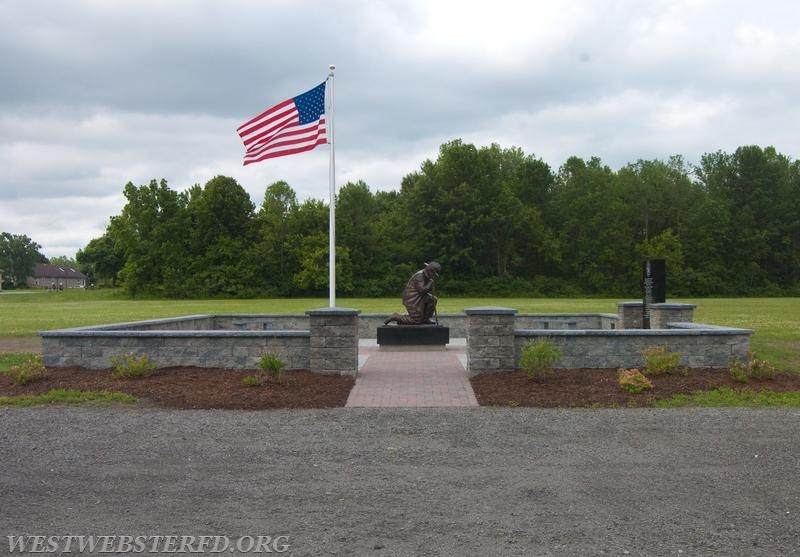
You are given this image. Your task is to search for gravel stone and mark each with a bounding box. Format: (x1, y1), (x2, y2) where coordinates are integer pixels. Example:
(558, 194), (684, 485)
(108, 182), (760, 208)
(1, 406), (798, 556)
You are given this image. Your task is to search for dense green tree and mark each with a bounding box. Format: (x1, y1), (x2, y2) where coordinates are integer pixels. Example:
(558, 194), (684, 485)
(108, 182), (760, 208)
(399, 141), (483, 278)
(77, 141), (800, 298)
(76, 234), (124, 287)
(551, 157), (635, 294)
(398, 141), (558, 291)
(185, 175), (256, 297)
(475, 145), (558, 278)
(253, 181), (299, 295)
(696, 146), (798, 293)
(0, 232), (46, 287)
(335, 180), (403, 295)
(288, 198), (353, 295)
(108, 179), (191, 296)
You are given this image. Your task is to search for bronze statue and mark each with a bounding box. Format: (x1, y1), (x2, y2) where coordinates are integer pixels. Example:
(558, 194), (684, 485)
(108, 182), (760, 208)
(384, 262), (441, 325)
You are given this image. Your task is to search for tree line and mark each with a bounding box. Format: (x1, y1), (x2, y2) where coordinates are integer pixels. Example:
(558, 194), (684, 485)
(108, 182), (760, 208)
(64, 140), (799, 298)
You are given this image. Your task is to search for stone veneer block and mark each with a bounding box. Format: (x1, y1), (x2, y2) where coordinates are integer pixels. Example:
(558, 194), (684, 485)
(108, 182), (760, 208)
(618, 301), (696, 329)
(650, 303), (696, 329)
(465, 307), (517, 376)
(617, 301), (644, 329)
(306, 308), (361, 376)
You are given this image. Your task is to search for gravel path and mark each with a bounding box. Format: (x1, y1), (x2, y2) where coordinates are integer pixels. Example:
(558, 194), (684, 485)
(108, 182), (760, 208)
(1, 406), (798, 556)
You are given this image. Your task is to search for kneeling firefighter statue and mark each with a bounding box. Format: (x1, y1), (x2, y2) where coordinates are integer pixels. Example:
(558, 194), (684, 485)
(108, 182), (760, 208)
(384, 262), (441, 325)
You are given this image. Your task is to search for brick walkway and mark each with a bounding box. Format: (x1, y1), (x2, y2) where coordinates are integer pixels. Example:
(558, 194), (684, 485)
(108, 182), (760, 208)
(346, 343), (478, 408)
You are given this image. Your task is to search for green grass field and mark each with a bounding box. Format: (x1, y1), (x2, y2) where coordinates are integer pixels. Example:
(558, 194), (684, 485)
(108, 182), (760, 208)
(1, 289), (798, 369)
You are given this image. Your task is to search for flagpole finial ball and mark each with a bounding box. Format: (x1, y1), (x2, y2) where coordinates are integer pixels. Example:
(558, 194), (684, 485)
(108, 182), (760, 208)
(329, 64), (335, 71)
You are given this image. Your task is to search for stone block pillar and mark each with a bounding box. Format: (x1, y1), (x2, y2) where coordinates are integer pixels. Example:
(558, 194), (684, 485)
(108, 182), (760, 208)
(617, 301), (644, 329)
(306, 308), (360, 376)
(465, 307), (517, 376)
(650, 303), (696, 329)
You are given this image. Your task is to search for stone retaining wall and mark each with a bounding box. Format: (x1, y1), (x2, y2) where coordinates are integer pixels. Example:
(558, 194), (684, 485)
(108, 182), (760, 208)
(358, 313), (618, 338)
(463, 306), (751, 375)
(42, 329), (311, 370)
(513, 325), (752, 371)
(41, 305), (750, 376)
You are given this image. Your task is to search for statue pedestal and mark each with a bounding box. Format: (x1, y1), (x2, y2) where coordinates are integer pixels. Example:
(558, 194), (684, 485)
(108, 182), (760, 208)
(377, 325), (450, 351)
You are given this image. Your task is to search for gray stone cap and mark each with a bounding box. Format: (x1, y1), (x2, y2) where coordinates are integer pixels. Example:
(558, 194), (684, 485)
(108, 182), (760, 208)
(49, 314), (214, 331)
(361, 312), (616, 318)
(464, 307), (518, 315)
(515, 324), (753, 337)
(617, 301), (697, 309)
(518, 313), (619, 319)
(40, 329), (310, 338)
(667, 322), (752, 332)
(305, 307), (361, 316)
(217, 313), (308, 318)
(361, 313), (463, 318)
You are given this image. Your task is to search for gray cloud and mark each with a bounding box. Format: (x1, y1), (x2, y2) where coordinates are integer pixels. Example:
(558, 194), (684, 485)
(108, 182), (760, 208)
(1, 0), (799, 258)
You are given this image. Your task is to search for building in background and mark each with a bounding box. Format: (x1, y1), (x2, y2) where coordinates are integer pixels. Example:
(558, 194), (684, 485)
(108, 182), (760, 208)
(27, 264), (87, 290)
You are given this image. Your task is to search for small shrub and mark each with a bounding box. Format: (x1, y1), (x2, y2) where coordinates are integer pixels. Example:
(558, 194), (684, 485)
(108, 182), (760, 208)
(729, 350), (776, 383)
(618, 368), (654, 394)
(642, 346), (682, 376)
(259, 352), (286, 382)
(111, 353), (157, 379)
(5, 355), (48, 386)
(242, 374), (265, 387)
(519, 339), (562, 380)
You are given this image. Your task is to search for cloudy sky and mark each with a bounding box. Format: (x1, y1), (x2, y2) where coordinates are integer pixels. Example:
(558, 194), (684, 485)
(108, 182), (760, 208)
(2, 0), (798, 258)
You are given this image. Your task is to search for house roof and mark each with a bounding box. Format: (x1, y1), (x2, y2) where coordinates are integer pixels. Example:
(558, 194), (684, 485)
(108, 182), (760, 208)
(33, 264), (86, 279)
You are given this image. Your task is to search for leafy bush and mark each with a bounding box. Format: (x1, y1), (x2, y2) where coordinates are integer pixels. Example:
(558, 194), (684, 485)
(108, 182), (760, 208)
(519, 340), (562, 380)
(642, 346), (682, 376)
(242, 374), (265, 387)
(729, 350), (776, 383)
(259, 352), (286, 382)
(618, 368), (654, 394)
(243, 353), (287, 386)
(110, 353), (157, 379)
(5, 355), (48, 386)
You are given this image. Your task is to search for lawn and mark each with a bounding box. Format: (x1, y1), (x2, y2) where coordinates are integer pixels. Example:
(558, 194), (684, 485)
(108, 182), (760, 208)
(1, 290), (798, 369)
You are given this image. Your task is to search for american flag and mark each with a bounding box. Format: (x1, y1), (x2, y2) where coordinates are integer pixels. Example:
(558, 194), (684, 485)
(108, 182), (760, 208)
(237, 82), (327, 165)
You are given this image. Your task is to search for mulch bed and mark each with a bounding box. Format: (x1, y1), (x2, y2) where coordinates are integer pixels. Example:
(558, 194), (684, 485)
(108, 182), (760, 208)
(470, 367), (800, 408)
(0, 367), (355, 410)
(2, 365), (799, 410)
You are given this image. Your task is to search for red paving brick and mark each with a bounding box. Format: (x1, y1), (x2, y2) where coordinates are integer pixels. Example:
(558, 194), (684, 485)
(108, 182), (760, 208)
(346, 345), (478, 408)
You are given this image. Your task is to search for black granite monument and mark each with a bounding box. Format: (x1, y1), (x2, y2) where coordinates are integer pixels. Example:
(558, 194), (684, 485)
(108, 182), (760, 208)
(642, 259), (666, 329)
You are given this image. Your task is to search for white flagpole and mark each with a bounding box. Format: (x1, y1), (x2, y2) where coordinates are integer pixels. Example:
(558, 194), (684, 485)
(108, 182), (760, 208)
(327, 64), (336, 308)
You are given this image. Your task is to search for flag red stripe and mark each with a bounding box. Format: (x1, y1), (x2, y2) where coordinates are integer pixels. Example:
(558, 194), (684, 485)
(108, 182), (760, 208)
(241, 112), (299, 150)
(244, 126), (326, 162)
(243, 123), (326, 164)
(238, 104), (298, 145)
(243, 118), (326, 158)
(243, 139), (328, 165)
(236, 99), (294, 134)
